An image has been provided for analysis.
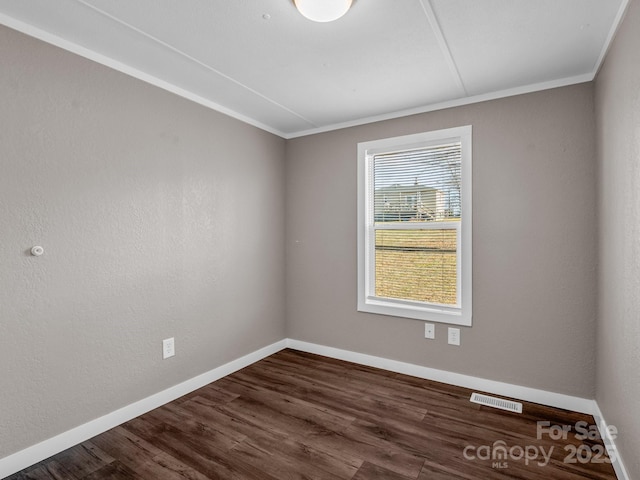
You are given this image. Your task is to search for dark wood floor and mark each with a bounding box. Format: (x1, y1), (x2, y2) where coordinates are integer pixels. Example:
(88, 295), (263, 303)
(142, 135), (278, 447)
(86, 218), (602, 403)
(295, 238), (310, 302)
(7, 349), (617, 479)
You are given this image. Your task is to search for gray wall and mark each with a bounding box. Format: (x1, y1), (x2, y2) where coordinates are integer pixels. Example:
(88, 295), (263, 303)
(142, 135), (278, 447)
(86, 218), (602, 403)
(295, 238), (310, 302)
(0, 26), (285, 458)
(286, 84), (598, 398)
(5, 5), (632, 467)
(595, 0), (640, 477)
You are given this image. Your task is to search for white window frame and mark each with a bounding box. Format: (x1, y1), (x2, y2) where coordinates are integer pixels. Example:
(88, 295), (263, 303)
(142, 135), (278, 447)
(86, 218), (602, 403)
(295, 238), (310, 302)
(357, 126), (472, 326)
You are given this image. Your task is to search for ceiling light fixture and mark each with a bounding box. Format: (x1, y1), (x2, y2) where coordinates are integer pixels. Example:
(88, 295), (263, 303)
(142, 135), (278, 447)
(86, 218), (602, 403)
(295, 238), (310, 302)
(294, 0), (352, 23)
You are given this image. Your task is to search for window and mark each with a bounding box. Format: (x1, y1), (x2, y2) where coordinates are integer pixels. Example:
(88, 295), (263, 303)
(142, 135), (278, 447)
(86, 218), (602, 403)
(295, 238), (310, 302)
(357, 126), (472, 325)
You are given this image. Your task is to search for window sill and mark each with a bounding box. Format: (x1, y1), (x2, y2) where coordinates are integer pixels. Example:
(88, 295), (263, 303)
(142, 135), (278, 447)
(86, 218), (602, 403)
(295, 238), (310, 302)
(358, 296), (471, 326)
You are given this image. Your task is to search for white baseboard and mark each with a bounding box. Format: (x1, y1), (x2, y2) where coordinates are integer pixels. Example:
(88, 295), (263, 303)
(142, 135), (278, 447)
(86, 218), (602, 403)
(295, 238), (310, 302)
(0, 339), (287, 479)
(286, 339), (632, 478)
(285, 339), (596, 414)
(592, 403), (631, 480)
(1, 338), (629, 480)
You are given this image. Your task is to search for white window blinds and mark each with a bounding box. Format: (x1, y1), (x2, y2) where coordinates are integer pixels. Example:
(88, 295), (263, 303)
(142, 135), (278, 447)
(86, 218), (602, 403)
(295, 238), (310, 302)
(372, 142), (462, 307)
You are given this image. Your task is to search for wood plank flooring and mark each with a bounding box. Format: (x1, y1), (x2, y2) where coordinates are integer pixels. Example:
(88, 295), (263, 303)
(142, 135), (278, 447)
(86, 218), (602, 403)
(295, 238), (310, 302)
(6, 349), (618, 479)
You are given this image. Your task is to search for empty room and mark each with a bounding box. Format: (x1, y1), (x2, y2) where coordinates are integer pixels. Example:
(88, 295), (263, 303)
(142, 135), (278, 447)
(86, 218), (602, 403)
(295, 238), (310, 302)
(1, 0), (638, 479)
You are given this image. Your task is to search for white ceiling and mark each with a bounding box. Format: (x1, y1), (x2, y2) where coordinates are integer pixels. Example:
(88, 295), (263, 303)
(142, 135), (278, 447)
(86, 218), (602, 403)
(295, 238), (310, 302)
(0, 0), (629, 138)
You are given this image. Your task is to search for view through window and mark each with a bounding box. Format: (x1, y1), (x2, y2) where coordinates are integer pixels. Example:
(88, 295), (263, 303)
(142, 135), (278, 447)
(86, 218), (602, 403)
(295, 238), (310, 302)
(373, 142), (461, 306)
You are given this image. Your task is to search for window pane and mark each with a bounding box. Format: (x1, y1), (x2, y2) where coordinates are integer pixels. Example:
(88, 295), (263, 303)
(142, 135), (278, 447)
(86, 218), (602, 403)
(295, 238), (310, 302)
(373, 143), (461, 223)
(375, 228), (457, 305)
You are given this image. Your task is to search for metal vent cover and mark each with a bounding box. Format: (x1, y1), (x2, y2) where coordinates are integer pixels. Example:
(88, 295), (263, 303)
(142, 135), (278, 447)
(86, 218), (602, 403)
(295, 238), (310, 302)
(470, 392), (523, 413)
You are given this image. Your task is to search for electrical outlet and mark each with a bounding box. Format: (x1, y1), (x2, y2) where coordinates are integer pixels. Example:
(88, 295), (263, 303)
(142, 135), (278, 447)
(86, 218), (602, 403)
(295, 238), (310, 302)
(163, 337), (175, 359)
(424, 323), (435, 339)
(447, 327), (460, 346)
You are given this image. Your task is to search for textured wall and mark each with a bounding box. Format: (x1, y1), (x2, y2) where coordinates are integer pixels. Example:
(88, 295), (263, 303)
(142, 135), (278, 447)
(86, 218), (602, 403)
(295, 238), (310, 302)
(0, 26), (285, 458)
(285, 84), (597, 398)
(595, 0), (640, 477)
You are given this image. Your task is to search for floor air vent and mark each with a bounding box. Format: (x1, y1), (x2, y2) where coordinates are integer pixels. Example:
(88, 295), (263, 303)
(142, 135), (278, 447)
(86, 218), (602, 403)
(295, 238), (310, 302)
(470, 393), (523, 413)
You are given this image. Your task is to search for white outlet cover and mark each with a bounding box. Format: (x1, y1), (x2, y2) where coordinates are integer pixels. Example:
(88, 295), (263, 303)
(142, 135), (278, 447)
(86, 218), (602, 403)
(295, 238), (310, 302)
(162, 337), (175, 359)
(424, 323), (435, 339)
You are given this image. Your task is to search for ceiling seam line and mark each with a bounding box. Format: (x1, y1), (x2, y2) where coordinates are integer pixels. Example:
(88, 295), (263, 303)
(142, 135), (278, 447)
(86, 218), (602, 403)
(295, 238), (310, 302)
(73, 0), (319, 128)
(418, 0), (467, 96)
